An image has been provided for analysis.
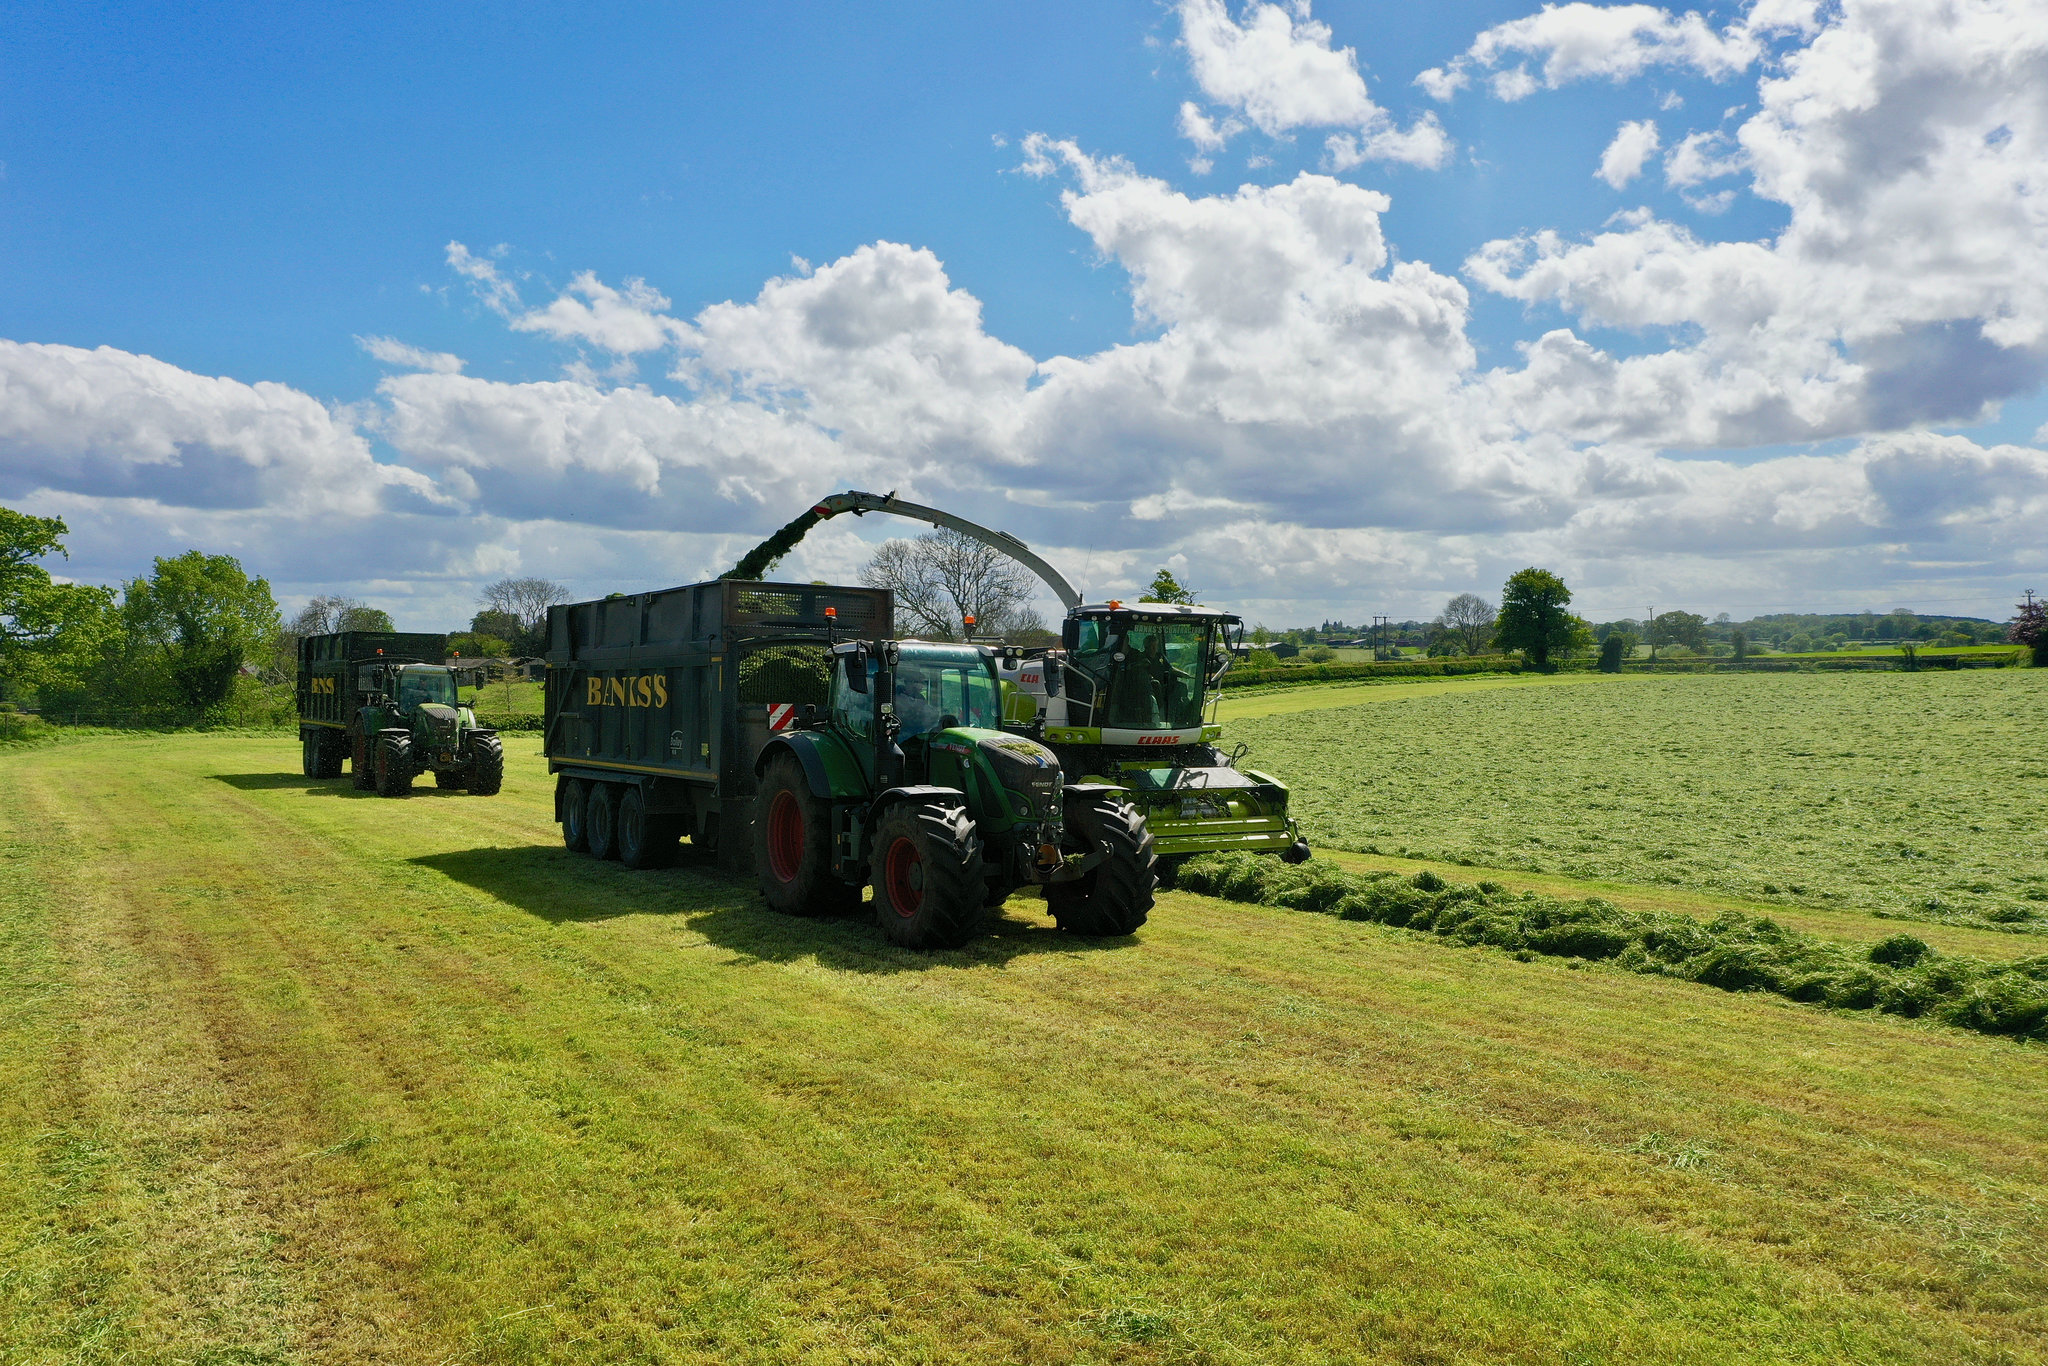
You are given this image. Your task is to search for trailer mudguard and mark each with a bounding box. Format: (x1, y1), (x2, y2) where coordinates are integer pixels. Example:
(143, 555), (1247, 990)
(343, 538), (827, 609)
(757, 730), (868, 800)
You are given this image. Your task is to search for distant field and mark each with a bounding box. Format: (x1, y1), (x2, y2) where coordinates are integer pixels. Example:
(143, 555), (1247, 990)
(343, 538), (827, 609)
(462, 677), (543, 714)
(4, 732), (2044, 1362)
(1236, 670), (2048, 935)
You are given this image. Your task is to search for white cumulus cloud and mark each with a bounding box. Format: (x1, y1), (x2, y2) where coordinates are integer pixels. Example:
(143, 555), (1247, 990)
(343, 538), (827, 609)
(356, 335), (465, 373)
(1597, 119), (1662, 187)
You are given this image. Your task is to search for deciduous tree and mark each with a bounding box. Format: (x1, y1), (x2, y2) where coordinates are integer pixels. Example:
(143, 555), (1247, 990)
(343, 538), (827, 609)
(1143, 569), (1197, 605)
(123, 552), (281, 713)
(1491, 568), (1577, 668)
(860, 531), (1040, 640)
(1436, 593), (1497, 656)
(0, 508), (115, 696)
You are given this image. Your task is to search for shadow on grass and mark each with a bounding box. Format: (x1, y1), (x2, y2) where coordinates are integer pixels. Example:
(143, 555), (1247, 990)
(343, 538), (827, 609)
(209, 773), (469, 798)
(412, 843), (1134, 974)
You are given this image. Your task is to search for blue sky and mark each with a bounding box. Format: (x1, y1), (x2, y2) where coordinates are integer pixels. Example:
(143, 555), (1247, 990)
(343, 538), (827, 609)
(3, 0), (2045, 628)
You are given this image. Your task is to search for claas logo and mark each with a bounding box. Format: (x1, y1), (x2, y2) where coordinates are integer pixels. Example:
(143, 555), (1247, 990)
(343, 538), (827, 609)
(586, 675), (670, 708)
(309, 677), (337, 695)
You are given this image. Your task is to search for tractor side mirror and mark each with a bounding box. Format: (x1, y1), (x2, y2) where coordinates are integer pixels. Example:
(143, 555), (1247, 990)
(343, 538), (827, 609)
(799, 703), (819, 729)
(1061, 618), (1079, 652)
(847, 646), (870, 694)
(1044, 662), (1062, 698)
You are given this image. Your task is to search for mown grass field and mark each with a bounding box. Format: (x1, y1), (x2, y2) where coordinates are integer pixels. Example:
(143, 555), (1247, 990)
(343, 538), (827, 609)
(2, 725), (2046, 1363)
(1236, 670), (2048, 937)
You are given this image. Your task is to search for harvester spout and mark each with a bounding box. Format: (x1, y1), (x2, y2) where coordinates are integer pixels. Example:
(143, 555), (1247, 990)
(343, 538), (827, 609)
(811, 490), (1083, 611)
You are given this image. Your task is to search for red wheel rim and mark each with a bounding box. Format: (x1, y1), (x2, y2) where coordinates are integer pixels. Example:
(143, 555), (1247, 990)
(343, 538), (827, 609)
(766, 790), (805, 884)
(884, 836), (923, 917)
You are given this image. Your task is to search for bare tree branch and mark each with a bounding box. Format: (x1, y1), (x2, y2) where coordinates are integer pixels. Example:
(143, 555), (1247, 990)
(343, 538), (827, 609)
(859, 531), (1039, 640)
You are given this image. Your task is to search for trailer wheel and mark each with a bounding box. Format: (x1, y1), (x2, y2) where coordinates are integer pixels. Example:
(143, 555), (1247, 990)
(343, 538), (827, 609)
(871, 799), (985, 950)
(374, 733), (414, 798)
(1045, 795), (1154, 937)
(561, 778), (591, 852)
(300, 730), (320, 778)
(616, 787), (677, 870)
(466, 734), (504, 796)
(586, 781), (621, 860)
(753, 754), (858, 915)
(351, 731), (375, 790)
(314, 730), (347, 780)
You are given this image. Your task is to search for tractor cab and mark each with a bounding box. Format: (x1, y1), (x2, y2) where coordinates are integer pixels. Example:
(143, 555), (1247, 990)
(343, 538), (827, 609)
(828, 639), (1010, 783)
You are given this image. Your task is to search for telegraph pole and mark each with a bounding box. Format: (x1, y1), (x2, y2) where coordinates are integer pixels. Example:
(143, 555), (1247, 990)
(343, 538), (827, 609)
(1645, 604), (1656, 662)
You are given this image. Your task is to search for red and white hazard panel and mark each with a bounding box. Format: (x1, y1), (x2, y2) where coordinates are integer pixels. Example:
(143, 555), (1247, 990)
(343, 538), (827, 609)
(767, 702), (797, 731)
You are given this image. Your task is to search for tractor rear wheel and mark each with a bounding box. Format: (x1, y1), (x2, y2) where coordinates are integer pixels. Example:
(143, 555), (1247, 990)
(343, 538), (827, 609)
(351, 731), (375, 790)
(616, 786), (679, 870)
(374, 733), (414, 798)
(753, 753), (858, 915)
(871, 799), (985, 950)
(585, 781), (621, 860)
(466, 734), (504, 796)
(1045, 795), (1154, 937)
(561, 778), (591, 852)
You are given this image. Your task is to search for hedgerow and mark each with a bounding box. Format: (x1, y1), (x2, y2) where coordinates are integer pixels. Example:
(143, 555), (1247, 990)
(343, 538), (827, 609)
(1177, 853), (2048, 1040)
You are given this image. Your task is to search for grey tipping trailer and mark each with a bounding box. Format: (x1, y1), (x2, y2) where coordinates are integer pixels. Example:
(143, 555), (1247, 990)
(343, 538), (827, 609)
(543, 578), (892, 870)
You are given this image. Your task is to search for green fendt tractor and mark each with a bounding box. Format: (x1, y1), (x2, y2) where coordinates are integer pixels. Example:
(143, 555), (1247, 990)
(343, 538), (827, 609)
(352, 660), (504, 798)
(755, 637), (1155, 949)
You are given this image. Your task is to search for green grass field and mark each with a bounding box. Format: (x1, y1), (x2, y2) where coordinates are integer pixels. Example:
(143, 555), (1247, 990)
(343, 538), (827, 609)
(3, 721), (2046, 1363)
(1236, 670), (2048, 937)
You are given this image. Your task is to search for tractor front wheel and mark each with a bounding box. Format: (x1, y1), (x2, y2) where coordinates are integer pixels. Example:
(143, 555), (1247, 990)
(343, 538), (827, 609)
(617, 786), (680, 870)
(1045, 795), (1154, 937)
(374, 733), (414, 798)
(752, 754), (858, 915)
(466, 734), (504, 796)
(871, 800), (985, 950)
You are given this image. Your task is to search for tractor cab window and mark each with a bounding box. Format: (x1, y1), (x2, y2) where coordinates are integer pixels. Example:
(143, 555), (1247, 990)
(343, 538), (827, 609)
(831, 655), (877, 740)
(893, 657), (1001, 737)
(396, 669), (456, 710)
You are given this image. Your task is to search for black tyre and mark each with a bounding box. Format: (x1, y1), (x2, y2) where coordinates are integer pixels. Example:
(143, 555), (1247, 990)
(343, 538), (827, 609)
(301, 730), (320, 778)
(350, 731), (375, 790)
(617, 786), (680, 870)
(871, 799), (985, 950)
(753, 753), (859, 915)
(561, 778), (591, 852)
(434, 768), (467, 790)
(1046, 795), (1154, 937)
(586, 781), (621, 860)
(466, 734), (504, 796)
(374, 733), (414, 798)
(313, 731), (347, 780)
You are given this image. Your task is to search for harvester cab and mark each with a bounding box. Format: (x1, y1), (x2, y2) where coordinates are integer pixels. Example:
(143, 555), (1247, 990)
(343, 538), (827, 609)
(354, 661), (504, 799)
(998, 604), (1309, 878)
(752, 637), (1157, 948)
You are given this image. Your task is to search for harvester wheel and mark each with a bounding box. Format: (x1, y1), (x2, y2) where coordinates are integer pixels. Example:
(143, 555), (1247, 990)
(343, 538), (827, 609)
(374, 733), (414, 798)
(870, 799), (985, 950)
(753, 754), (858, 915)
(586, 782), (621, 860)
(466, 734), (504, 796)
(351, 732), (375, 791)
(434, 768), (467, 790)
(1046, 795), (1154, 937)
(616, 786), (678, 870)
(561, 778), (591, 852)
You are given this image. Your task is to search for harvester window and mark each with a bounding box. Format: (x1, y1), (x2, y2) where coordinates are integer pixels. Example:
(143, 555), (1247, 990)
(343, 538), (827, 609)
(396, 670), (456, 710)
(1105, 622), (1207, 729)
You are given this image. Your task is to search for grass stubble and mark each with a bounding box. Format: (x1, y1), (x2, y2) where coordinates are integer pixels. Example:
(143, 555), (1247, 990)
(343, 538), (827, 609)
(0, 695), (2041, 1362)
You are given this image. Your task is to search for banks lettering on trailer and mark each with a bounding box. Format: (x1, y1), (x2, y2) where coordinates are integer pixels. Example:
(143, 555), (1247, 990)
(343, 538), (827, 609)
(585, 675), (670, 707)
(309, 677), (337, 695)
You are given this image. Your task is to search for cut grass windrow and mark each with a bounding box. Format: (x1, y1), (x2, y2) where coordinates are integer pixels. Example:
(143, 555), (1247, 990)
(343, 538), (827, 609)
(1177, 853), (2048, 1041)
